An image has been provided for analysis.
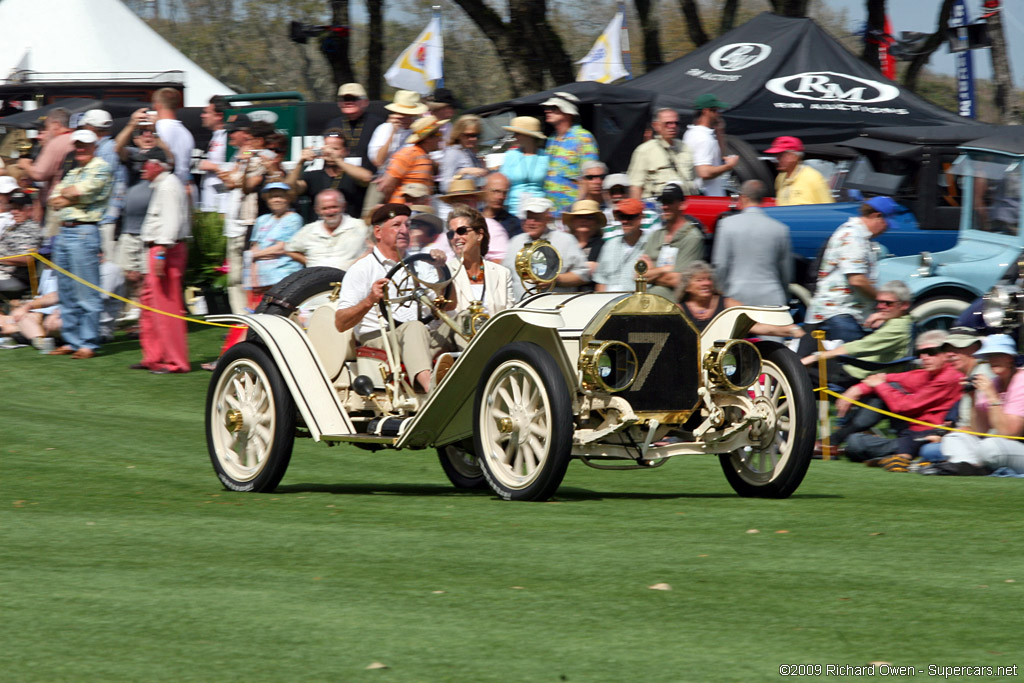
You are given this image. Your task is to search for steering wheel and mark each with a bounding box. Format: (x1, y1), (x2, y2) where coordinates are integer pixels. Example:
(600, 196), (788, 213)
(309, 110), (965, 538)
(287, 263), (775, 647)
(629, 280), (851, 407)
(380, 253), (454, 325)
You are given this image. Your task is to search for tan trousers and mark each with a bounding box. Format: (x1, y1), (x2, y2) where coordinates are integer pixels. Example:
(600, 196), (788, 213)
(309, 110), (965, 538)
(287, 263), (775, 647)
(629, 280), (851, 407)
(226, 234), (248, 314)
(360, 320), (452, 380)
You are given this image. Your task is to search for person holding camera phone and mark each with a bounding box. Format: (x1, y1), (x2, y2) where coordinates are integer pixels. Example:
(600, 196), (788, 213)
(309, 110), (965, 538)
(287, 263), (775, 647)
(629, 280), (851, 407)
(285, 128), (371, 221)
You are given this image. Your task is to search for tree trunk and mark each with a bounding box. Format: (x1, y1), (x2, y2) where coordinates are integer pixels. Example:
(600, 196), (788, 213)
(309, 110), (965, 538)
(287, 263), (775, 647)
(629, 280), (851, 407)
(861, 0), (886, 71)
(719, 0), (740, 34)
(634, 0), (663, 74)
(452, 0), (572, 96)
(326, 0), (355, 89)
(987, 7), (1021, 124)
(902, 0), (955, 93)
(679, 0), (708, 46)
(367, 0), (384, 100)
(769, 0), (809, 16)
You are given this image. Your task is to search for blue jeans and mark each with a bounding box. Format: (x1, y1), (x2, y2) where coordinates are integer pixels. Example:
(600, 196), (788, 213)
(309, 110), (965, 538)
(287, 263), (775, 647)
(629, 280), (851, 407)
(54, 224), (102, 351)
(820, 314), (867, 344)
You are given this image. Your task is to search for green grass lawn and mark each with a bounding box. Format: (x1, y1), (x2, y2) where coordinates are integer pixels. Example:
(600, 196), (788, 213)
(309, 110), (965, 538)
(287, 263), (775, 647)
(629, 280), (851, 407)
(3, 326), (1022, 682)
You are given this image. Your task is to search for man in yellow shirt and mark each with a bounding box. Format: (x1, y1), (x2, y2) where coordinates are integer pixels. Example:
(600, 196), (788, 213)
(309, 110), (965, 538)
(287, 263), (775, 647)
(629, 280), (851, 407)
(765, 136), (833, 206)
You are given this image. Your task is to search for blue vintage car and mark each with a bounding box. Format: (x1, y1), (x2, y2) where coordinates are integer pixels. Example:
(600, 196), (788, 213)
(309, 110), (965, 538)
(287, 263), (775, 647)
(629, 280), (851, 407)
(877, 126), (1024, 329)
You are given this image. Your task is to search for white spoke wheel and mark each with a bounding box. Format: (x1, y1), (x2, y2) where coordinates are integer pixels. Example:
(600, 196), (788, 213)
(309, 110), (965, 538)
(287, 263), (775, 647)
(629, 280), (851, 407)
(437, 441), (488, 490)
(206, 342), (295, 492)
(474, 342), (572, 501)
(719, 342), (814, 499)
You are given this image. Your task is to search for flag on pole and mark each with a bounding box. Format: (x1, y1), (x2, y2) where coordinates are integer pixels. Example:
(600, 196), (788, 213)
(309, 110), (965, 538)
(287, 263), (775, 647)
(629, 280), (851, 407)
(384, 16), (443, 95)
(879, 15), (896, 80)
(576, 11), (630, 83)
(950, 0), (976, 118)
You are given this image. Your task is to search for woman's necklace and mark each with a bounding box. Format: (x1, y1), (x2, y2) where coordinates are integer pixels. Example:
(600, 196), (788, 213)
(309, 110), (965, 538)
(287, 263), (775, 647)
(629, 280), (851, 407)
(689, 296), (715, 319)
(467, 265), (484, 283)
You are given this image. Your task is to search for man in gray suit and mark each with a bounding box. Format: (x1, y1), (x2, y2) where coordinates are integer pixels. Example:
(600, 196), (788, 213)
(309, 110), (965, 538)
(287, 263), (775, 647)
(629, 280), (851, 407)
(711, 180), (791, 306)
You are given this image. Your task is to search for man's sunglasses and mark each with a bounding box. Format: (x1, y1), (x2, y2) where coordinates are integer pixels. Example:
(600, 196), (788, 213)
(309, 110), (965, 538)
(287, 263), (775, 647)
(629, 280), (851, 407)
(918, 347), (943, 356)
(584, 174), (606, 180)
(339, 96), (361, 102)
(876, 299), (899, 307)
(615, 213), (642, 221)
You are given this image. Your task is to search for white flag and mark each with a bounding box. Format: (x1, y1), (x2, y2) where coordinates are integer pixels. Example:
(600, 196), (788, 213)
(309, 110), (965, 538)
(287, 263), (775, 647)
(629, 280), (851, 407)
(385, 16), (443, 95)
(576, 11), (629, 83)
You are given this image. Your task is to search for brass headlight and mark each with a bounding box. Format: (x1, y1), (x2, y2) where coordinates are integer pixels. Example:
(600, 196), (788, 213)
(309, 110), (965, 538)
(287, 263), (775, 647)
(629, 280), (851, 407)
(703, 340), (762, 391)
(579, 340), (639, 393)
(514, 240), (562, 287)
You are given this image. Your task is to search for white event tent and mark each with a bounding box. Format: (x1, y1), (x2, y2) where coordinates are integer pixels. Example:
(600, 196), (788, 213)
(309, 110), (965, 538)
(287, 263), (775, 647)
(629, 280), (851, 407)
(0, 0), (233, 107)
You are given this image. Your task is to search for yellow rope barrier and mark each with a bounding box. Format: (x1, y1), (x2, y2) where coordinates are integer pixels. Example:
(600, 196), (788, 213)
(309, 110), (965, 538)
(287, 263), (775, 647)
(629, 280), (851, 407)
(1, 252), (243, 329)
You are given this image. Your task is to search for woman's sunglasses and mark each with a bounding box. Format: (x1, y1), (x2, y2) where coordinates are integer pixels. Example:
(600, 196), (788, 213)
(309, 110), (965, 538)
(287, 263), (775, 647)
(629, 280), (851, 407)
(447, 226), (479, 239)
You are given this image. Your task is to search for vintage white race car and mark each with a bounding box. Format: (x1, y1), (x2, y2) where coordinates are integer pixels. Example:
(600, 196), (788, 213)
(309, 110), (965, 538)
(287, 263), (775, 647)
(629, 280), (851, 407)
(205, 243), (814, 501)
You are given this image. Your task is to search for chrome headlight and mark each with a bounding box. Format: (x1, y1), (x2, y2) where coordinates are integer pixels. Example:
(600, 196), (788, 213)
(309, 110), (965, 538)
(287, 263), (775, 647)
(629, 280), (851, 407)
(579, 340), (639, 393)
(514, 240), (562, 287)
(703, 340), (762, 391)
(916, 251), (935, 278)
(983, 285), (1019, 328)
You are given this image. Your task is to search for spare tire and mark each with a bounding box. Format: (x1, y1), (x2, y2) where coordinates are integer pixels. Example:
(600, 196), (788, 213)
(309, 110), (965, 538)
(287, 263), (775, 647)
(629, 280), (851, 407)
(252, 266), (346, 327)
(725, 137), (775, 189)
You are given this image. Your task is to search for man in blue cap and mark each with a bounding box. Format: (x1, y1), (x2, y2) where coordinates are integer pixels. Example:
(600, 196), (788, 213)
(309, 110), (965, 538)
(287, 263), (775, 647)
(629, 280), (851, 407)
(805, 196), (901, 343)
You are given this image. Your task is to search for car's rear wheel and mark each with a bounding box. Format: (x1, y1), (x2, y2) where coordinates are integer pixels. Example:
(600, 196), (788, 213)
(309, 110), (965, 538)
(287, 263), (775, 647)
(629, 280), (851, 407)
(719, 342), (814, 499)
(206, 342), (295, 492)
(437, 440), (488, 490)
(474, 342), (572, 501)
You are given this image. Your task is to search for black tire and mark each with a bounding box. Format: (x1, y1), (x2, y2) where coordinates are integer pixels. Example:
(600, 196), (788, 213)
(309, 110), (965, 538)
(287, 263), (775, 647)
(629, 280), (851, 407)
(910, 296), (971, 332)
(725, 137), (774, 188)
(254, 266), (346, 318)
(473, 342), (573, 501)
(719, 341), (814, 499)
(437, 440), (488, 490)
(206, 342), (296, 492)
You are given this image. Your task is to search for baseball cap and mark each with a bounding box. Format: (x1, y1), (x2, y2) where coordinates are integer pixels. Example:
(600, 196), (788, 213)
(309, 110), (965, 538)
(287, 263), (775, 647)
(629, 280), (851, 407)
(615, 197), (645, 216)
(764, 136), (804, 154)
(430, 87), (462, 109)
(261, 182), (292, 194)
(70, 129), (98, 144)
(659, 182), (686, 203)
(603, 173), (630, 191)
(225, 113), (252, 132)
(81, 109), (113, 128)
(0, 176), (17, 193)
(8, 190), (32, 206)
(694, 94), (729, 110)
(865, 196), (900, 218)
(337, 83), (367, 99)
(522, 196), (554, 214)
(943, 327), (981, 349)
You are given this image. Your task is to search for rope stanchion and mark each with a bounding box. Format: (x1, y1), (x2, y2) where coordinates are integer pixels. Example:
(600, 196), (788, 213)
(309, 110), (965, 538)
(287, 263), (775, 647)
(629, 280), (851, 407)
(1, 251), (244, 330)
(812, 329), (835, 460)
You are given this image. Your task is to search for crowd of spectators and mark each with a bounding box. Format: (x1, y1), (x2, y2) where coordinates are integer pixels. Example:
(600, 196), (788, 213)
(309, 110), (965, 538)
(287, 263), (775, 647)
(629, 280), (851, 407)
(2, 83), (1024, 478)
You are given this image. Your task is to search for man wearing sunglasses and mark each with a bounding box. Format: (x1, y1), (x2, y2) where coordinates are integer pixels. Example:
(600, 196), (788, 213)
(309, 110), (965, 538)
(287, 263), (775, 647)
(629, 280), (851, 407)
(834, 330), (963, 468)
(594, 198), (649, 292)
(638, 182), (704, 300)
(502, 196), (591, 300)
(325, 83), (386, 172)
(801, 280), (914, 390)
(627, 108), (697, 200)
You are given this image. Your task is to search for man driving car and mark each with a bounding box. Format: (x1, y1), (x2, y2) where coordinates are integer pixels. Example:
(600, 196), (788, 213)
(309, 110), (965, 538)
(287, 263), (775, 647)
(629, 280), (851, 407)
(334, 203), (454, 393)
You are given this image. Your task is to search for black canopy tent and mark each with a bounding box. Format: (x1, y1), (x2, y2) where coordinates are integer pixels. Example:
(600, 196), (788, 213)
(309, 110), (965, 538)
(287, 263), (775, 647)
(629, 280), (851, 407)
(630, 13), (985, 147)
(465, 81), (656, 172)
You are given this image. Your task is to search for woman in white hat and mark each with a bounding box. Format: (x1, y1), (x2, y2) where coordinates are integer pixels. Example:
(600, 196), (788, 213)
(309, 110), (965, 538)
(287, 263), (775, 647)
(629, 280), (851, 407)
(498, 116), (548, 216)
(439, 115), (487, 193)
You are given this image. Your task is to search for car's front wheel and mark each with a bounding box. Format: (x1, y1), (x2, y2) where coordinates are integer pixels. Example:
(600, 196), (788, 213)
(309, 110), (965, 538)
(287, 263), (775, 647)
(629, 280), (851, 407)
(206, 342), (295, 492)
(719, 341), (814, 499)
(473, 342), (572, 501)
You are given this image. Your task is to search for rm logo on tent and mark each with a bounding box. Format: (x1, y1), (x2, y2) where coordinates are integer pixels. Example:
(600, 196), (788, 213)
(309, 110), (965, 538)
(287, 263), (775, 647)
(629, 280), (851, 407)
(709, 43), (771, 72)
(766, 71), (900, 104)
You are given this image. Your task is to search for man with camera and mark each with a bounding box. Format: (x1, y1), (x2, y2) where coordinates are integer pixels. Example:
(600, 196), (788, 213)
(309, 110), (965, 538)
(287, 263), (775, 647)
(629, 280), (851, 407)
(285, 128), (372, 220)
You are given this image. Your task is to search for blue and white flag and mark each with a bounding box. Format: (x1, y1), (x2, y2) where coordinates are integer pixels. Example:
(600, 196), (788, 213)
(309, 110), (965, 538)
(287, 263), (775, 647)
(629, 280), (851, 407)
(950, 0), (975, 118)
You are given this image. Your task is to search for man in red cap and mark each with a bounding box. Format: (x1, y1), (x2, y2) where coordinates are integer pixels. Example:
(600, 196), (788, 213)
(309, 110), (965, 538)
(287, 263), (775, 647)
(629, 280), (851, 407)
(764, 136), (833, 206)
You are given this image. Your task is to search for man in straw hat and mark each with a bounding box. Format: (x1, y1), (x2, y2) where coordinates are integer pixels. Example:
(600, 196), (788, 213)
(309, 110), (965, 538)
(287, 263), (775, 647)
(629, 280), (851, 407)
(368, 90), (428, 169)
(627, 107), (697, 200)
(379, 115), (448, 204)
(334, 202), (454, 393)
(561, 198), (606, 279)
(541, 92), (598, 218)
